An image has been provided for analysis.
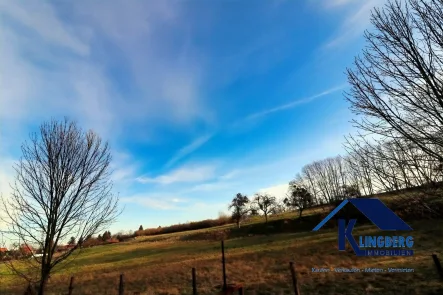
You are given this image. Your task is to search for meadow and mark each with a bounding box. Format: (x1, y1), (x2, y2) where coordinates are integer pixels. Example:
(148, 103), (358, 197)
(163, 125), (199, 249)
(1, 199), (443, 295)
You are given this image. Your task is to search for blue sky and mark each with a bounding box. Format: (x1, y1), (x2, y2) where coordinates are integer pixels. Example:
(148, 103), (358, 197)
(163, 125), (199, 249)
(0, 0), (385, 235)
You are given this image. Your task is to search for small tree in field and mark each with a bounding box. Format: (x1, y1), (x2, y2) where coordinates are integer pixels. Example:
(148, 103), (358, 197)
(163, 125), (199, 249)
(253, 193), (276, 224)
(102, 231), (111, 242)
(0, 118), (120, 295)
(68, 237), (76, 245)
(138, 225), (144, 231)
(284, 182), (313, 219)
(228, 193), (249, 229)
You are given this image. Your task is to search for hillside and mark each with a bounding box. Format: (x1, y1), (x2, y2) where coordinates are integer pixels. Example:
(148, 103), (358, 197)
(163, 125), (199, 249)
(1, 196), (442, 295)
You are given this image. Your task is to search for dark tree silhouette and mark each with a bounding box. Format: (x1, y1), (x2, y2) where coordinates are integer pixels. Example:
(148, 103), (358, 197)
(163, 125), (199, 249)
(345, 0), (443, 164)
(284, 182), (313, 219)
(102, 231), (111, 241)
(68, 237), (76, 245)
(253, 193), (276, 224)
(228, 193), (250, 229)
(344, 0), (443, 216)
(138, 225), (144, 231)
(0, 118), (120, 295)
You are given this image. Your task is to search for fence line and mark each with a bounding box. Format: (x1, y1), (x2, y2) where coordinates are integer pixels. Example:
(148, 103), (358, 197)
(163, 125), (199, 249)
(18, 247), (443, 294)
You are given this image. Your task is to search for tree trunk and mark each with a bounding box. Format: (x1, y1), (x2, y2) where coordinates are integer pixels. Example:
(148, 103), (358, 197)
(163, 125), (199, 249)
(299, 209), (302, 220)
(38, 269), (50, 295)
(237, 219), (240, 229)
(265, 213), (268, 224)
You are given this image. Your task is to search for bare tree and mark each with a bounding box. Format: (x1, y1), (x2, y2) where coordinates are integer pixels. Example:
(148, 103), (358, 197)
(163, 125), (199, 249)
(344, 152), (374, 197)
(0, 118), (120, 295)
(345, 134), (442, 215)
(253, 193), (276, 223)
(299, 169), (320, 207)
(228, 193), (250, 229)
(284, 181), (313, 219)
(299, 156), (351, 205)
(345, 0), (443, 165)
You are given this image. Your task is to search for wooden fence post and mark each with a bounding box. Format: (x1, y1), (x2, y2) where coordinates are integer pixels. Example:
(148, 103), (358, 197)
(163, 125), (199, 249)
(68, 276), (75, 295)
(119, 273), (125, 295)
(192, 267), (197, 295)
(289, 262), (300, 295)
(432, 254), (443, 281)
(221, 240), (227, 291)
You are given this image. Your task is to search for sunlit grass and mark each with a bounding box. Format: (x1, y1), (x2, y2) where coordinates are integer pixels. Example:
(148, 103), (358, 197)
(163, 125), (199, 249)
(1, 218), (442, 294)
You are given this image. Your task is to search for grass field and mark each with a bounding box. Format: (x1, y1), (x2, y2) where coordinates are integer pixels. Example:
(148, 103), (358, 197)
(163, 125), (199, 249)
(1, 206), (443, 295)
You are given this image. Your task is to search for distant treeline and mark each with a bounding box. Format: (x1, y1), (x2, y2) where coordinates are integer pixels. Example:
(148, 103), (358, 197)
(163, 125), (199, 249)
(134, 214), (232, 237)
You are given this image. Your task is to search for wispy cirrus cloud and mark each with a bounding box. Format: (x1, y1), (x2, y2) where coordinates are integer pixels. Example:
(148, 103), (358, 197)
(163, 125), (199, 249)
(244, 84), (346, 121)
(0, 157), (16, 230)
(120, 194), (188, 210)
(324, 0), (386, 48)
(136, 164), (216, 185)
(110, 151), (140, 184)
(0, 0), (362, 233)
(188, 181), (241, 193)
(164, 133), (214, 169)
(120, 193), (225, 214)
(0, 0), (211, 144)
(0, 1), (89, 56)
(164, 84), (345, 167)
(323, 0), (355, 8)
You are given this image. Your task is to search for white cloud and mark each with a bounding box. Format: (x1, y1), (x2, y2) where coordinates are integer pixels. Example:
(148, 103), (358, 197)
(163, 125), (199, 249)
(0, 157), (16, 195)
(243, 84), (346, 121)
(0, 0), (212, 146)
(120, 194), (187, 210)
(165, 133), (214, 168)
(109, 150), (139, 183)
(188, 181), (241, 193)
(171, 198), (186, 203)
(325, 0), (386, 48)
(0, 157), (17, 231)
(219, 170), (242, 181)
(192, 134), (348, 196)
(68, 0), (210, 127)
(258, 183), (289, 199)
(120, 193), (223, 214)
(0, 1), (89, 55)
(136, 164), (216, 185)
(111, 166), (137, 183)
(323, 0), (355, 8)
(0, 14), (116, 138)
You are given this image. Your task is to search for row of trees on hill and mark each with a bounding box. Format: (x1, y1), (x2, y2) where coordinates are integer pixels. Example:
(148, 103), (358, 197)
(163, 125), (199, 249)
(227, 187), (314, 228)
(227, 0), (443, 225)
(343, 0), (443, 214)
(227, 138), (443, 227)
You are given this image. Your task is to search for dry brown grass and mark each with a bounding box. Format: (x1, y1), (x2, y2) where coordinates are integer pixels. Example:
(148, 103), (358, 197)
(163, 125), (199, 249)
(1, 218), (442, 295)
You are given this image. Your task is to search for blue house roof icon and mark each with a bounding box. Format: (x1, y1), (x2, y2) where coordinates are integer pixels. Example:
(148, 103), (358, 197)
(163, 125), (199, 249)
(312, 198), (413, 231)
